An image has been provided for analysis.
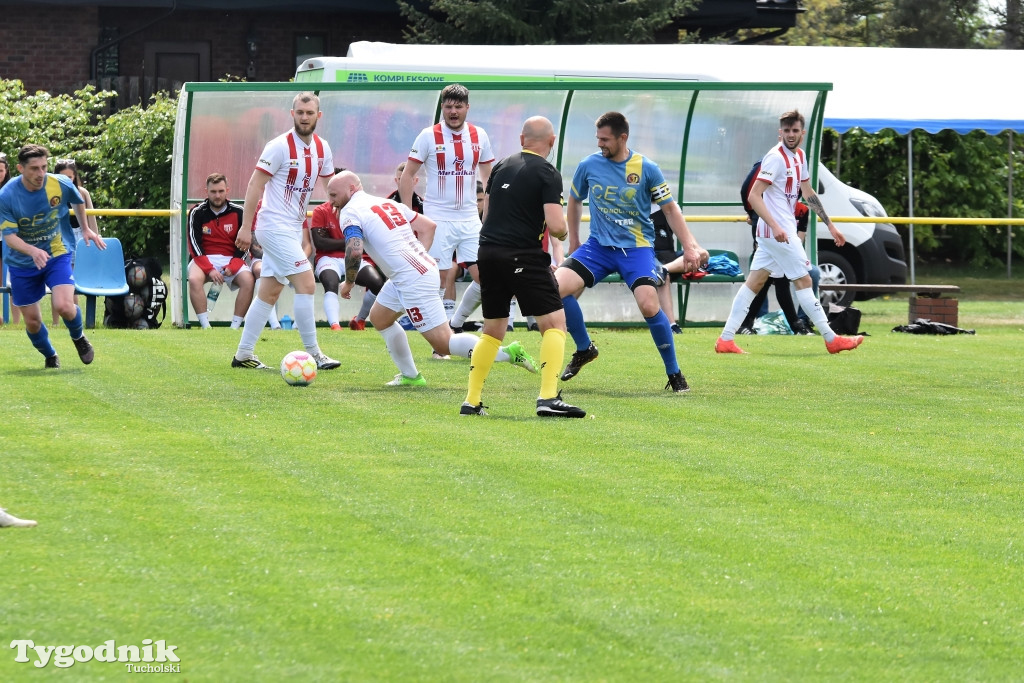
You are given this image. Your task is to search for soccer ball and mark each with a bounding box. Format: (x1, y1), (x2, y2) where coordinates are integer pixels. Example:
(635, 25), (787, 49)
(123, 293), (145, 321)
(280, 350), (317, 386)
(127, 264), (148, 291)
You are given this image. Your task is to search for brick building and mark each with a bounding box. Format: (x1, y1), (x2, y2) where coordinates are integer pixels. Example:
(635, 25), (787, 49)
(0, 0), (405, 101)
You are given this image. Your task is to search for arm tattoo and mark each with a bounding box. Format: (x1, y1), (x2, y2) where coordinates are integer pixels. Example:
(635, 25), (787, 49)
(805, 194), (831, 225)
(344, 236), (363, 283)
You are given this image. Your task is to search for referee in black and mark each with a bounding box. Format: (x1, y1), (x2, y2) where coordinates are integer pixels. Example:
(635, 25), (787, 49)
(460, 116), (585, 418)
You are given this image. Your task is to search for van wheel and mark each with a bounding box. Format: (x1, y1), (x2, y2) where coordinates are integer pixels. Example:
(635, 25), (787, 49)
(817, 251), (857, 308)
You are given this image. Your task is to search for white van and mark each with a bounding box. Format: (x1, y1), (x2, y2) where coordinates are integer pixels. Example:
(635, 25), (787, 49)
(296, 45), (906, 309)
(815, 165), (907, 306)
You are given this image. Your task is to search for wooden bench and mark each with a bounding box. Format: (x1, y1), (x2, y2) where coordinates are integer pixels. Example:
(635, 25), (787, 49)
(818, 283), (962, 325)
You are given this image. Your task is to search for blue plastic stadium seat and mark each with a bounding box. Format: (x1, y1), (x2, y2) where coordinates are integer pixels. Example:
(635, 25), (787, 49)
(73, 237), (130, 328)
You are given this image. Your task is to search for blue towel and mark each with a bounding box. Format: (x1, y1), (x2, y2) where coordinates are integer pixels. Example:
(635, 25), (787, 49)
(706, 253), (741, 276)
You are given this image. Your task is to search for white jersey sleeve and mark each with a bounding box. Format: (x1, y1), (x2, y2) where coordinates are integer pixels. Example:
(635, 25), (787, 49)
(339, 192), (435, 282)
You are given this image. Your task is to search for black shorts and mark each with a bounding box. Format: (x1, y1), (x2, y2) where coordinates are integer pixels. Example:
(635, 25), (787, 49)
(477, 244), (563, 319)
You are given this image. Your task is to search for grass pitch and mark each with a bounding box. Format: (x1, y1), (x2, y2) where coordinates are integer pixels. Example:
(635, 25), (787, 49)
(2, 298), (1022, 681)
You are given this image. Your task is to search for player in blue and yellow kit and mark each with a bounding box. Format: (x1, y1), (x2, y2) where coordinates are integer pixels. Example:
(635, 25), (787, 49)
(555, 112), (708, 392)
(0, 144), (105, 368)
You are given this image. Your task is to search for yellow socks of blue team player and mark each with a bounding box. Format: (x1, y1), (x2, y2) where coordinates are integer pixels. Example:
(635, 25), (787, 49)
(539, 327), (566, 399)
(465, 333), (501, 406)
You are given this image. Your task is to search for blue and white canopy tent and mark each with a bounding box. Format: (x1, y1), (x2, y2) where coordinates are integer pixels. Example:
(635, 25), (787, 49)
(647, 44), (1024, 279)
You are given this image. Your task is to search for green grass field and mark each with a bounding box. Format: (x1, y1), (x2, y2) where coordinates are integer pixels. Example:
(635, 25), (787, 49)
(2, 296), (1022, 681)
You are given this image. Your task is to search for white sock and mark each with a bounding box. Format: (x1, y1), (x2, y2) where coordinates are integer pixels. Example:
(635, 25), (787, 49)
(795, 287), (836, 342)
(267, 304), (281, 329)
(448, 332), (478, 359)
(508, 299), (518, 329)
(443, 299), (456, 319)
(294, 293), (321, 355)
(448, 332), (511, 361)
(197, 312), (210, 329)
(721, 284), (758, 341)
(237, 297), (274, 356)
(379, 323), (418, 377)
(323, 291), (340, 326)
(230, 315), (243, 329)
(451, 281), (481, 326)
(357, 290), (375, 320)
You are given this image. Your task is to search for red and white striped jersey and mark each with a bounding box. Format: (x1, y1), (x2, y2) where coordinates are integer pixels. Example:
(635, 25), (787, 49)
(754, 144), (808, 239)
(408, 122), (494, 222)
(337, 190), (434, 285)
(254, 129), (333, 233)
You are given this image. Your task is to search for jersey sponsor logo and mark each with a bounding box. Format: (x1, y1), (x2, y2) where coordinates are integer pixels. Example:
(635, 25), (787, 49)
(202, 226), (212, 234)
(434, 145), (446, 153)
(49, 195), (61, 208)
(626, 172), (641, 185)
(294, 260), (306, 267)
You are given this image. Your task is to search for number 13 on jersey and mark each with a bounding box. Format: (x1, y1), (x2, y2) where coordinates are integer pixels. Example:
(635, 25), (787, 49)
(371, 202), (408, 230)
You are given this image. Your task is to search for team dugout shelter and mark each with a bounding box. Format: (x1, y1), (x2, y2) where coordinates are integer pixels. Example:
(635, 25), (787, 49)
(170, 76), (831, 328)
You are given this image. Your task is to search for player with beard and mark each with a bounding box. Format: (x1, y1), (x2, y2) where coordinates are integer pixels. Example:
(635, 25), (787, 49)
(328, 171), (537, 387)
(187, 173), (253, 329)
(231, 91), (340, 370)
(715, 109), (863, 355)
(399, 84), (494, 326)
(555, 112), (708, 393)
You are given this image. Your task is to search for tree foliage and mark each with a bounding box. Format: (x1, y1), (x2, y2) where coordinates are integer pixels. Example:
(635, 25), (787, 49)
(1, 78), (174, 258)
(0, 79), (114, 175)
(91, 92), (177, 257)
(397, 0), (700, 44)
(823, 129), (1024, 267)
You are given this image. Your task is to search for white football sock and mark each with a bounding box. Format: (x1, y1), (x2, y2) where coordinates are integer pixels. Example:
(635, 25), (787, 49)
(720, 284), (758, 341)
(294, 293), (321, 355)
(230, 315), (244, 329)
(451, 281), (481, 326)
(379, 323), (418, 377)
(323, 291), (340, 326)
(795, 287), (836, 342)
(237, 297), (273, 356)
(448, 332), (511, 362)
(197, 312), (210, 329)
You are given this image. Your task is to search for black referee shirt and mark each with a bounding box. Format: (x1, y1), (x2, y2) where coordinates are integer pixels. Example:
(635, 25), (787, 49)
(480, 151), (563, 249)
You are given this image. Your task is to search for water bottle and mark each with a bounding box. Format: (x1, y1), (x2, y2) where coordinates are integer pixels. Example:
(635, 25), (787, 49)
(206, 282), (223, 311)
(280, 315), (293, 330)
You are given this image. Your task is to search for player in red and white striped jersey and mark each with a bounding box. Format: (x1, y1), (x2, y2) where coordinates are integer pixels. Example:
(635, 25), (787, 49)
(398, 84), (494, 326)
(230, 91), (340, 371)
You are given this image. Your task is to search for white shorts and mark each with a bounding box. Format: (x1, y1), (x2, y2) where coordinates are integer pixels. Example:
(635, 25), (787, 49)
(314, 255), (372, 280)
(750, 234), (812, 281)
(427, 218), (481, 266)
(254, 230), (312, 284)
(189, 255), (251, 291)
(374, 269), (446, 333)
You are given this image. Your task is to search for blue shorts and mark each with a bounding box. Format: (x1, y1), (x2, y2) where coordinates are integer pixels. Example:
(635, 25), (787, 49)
(8, 253), (74, 307)
(562, 239), (662, 290)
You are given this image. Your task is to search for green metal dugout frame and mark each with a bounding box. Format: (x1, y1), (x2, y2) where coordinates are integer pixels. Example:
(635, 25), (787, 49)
(171, 80), (830, 328)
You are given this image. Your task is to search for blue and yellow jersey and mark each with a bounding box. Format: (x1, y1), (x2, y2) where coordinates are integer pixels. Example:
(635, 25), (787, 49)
(0, 174), (82, 269)
(570, 150), (673, 249)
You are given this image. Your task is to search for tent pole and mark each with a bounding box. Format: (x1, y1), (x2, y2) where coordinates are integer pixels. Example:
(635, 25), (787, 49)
(836, 132), (842, 178)
(1009, 131), (1014, 279)
(908, 131), (916, 285)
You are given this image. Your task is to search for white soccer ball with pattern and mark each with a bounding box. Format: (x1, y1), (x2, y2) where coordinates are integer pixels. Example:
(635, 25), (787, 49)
(280, 350), (317, 386)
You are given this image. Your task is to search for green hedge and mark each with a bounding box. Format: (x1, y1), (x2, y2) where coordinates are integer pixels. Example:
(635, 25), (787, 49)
(1, 78), (174, 258)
